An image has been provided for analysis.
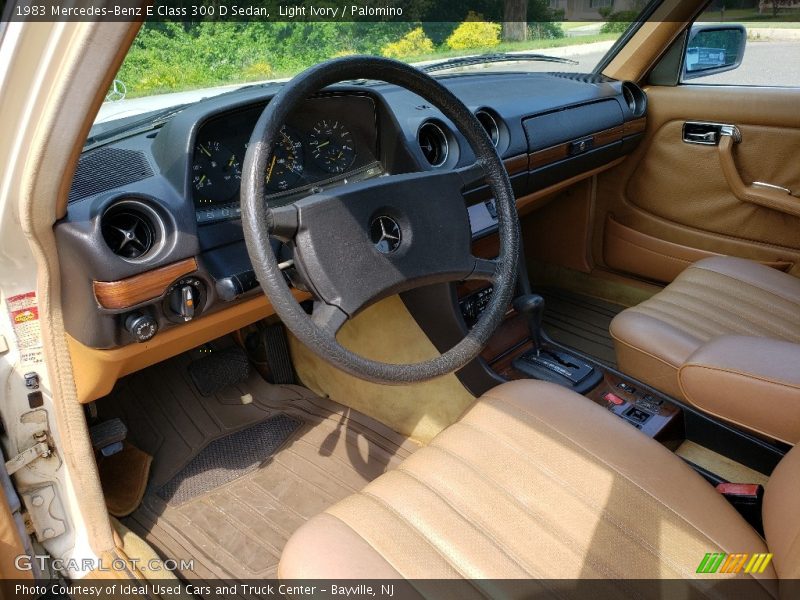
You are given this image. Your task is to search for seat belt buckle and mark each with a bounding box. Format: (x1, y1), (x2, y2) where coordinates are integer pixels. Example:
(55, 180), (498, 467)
(715, 482), (762, 502)
(716, 483), (764, 533)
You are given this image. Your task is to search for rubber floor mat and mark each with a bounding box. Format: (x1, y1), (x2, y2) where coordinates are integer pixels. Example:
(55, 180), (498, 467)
(158, 414), (301, 505)
(103, 342), (418, 582)
(541, 289), (624, 367)
(96, 341), (306, 488)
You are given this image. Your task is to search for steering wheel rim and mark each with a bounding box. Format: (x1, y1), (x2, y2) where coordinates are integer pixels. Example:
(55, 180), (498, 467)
(241, 55), (519, 384)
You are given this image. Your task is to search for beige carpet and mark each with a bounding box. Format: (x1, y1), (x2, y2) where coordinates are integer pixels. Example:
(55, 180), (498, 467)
(676, 441), (770, 486)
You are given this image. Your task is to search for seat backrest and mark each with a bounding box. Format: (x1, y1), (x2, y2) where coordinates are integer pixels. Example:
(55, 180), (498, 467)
(764, 444), (800, 579)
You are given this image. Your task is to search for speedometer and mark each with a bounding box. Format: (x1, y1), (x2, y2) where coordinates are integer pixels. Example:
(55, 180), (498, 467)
(309, 120), (356, 174)
(192, 140), (241, 204)
(265, 127), (304, 192)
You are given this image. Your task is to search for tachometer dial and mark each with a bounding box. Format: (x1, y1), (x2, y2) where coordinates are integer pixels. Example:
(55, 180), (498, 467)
(265, 127), (305, 192)
(308, 120), (356, 174)
(192, 140), (241, 204)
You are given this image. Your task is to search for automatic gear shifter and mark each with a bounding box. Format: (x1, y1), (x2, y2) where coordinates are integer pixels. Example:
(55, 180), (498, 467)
(510, 292), (602, 394)
(512, 294), (545, 355)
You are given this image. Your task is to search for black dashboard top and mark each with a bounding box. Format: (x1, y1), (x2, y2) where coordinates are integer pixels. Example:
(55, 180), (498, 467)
(58, 70), (646, 349)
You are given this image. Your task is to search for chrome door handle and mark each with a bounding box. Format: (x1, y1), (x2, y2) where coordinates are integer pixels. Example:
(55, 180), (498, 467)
(683, 122), (741, 145)
(685, 131), (717, 143)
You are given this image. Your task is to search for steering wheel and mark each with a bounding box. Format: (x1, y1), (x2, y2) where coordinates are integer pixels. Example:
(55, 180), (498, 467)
(241, 56), (519, 384)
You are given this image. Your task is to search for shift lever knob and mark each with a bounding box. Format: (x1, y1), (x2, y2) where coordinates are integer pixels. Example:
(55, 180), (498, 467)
(512, 293), (545, 354)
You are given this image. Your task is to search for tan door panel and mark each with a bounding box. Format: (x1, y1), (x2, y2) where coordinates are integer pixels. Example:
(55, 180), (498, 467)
(717, 135), (800, 217)
(604, 215), (793, 283)
(0, 480), (33, 590)
(595, 85), (800, 281)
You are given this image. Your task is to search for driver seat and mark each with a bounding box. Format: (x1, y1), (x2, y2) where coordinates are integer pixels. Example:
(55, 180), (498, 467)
(279, 380), (798, 591)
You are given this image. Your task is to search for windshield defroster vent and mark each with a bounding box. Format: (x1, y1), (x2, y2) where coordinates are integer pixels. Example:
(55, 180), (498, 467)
(69, 148), (154, 203)
(101, 201), (160, 260)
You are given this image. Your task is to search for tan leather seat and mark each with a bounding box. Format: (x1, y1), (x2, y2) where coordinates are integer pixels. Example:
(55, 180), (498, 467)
(610, 256), (800, 442)
(280, 380), (798, 591)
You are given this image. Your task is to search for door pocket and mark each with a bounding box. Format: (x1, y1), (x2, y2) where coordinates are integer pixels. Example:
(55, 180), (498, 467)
(604, 216), (793, 283)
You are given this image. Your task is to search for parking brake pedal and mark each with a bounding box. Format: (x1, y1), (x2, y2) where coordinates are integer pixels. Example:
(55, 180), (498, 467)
(90, 418), (127, 457)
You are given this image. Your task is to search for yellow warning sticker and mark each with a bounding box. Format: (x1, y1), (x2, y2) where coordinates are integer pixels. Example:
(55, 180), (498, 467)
(6, 292), (43, 364)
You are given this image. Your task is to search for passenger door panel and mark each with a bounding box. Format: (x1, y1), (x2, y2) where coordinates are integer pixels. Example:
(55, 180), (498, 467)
(595, 85), (800, 283)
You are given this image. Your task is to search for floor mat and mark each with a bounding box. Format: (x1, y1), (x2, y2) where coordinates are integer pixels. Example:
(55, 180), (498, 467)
(100, 343), (418, 581)
(541, 288), (625, 367)
(96, 342), (306, 489)
(157, 414), (300, 505)
(98, 442), (152, 517)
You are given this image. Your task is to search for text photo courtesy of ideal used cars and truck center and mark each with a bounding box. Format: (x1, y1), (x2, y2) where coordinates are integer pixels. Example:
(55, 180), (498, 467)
(1, 0), (800, 598)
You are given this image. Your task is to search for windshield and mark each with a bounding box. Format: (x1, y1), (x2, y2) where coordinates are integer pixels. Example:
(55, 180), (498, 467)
(97, 17), (639, 125)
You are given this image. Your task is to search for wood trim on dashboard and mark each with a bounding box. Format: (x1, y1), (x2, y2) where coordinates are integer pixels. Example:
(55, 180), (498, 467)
(624, 117), (647, 136)
(93, 257), (198, 310)
(529, 145), (568, 170)
(528, 119), (645, 170)
(593, 125), (626, 148)
(503, 153), (529, 176)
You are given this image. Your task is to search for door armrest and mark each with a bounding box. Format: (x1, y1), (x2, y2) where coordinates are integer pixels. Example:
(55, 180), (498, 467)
(719, 136), (800, 217)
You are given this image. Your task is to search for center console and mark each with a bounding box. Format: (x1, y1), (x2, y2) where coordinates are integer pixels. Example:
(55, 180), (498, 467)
(445, 229), (683, 444)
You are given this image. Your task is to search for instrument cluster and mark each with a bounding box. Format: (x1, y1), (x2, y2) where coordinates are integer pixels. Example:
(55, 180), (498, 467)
(191, 94), (381, 223)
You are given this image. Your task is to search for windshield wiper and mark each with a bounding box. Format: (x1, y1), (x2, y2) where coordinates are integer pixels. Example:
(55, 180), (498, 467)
(421, 52), (578, 74)
(84, 104), (189, 150)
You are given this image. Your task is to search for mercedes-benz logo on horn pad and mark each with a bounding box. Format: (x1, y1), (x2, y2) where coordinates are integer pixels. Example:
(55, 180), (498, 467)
(370, 216), (402, 254)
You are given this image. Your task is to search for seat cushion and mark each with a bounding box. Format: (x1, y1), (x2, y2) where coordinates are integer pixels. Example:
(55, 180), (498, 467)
(610, 256), (800, 399)
(279, 380), (775, 592)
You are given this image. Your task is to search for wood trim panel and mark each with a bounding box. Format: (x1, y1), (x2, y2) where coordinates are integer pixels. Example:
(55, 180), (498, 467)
(503, 153), (529, 176)
(529, 145), (568, 169)
(624, 117), (647, 136)
(593, 124), (626, 148)
(93, 258), (198, 310)
(528, 119), (645, 170)
(480, 311), (682, 441)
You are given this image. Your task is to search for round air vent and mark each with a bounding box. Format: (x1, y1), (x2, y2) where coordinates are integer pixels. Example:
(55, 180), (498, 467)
(417, 121), (449, 167)
(101, 201), (161, 261)
(475, 109), (500, 147)
(621, 82), (647, 118)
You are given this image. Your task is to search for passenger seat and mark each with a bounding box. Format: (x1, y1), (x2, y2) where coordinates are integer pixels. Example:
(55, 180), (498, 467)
(610, 256), (800, 444)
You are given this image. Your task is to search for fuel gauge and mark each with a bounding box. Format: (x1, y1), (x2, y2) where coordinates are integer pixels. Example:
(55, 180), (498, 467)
(192, 140), (241, 204)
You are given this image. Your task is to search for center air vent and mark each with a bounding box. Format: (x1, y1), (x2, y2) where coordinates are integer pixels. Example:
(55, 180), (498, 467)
(101, 201), (161, 261)
(475, 109), (500, 147)
(418, 121), (449, 167)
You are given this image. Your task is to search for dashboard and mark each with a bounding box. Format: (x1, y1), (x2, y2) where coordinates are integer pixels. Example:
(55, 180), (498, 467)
(57, 72), (647, 359)
(192, 95), (382, 224)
